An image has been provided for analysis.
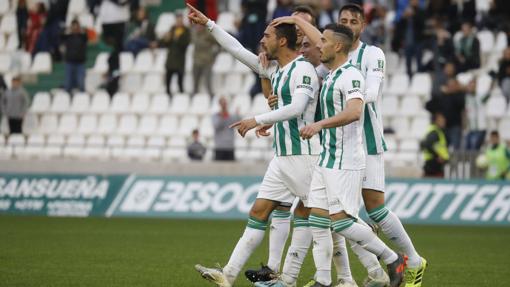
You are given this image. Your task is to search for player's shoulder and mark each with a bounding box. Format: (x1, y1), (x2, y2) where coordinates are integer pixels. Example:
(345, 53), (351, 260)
(366, 44), (385, 56)
(341, 64), (364, 79)
(295, 57), (316, 71)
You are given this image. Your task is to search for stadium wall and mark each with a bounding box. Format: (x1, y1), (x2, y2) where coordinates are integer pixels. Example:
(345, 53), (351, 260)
(1, 172), (509, 226)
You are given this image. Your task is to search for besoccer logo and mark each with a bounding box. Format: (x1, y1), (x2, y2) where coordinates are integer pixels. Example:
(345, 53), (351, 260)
(303, 76), (311, 85)
(378, 59), (384, 69)
(352, 80), (360, 88)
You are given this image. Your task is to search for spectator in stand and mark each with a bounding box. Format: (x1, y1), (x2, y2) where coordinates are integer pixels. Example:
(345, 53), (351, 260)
(432, 61), (456, 98)
(464, 79), (488, 151)
(481, 131), (510, 180)
(212, 97), (240, 161)
(161, 12), (190, 97)
(497, 47), (510, 105)
(423, 17), (455, 72)
(392, 0), (426, 78)
(0, 74), (6, 129)
(62, 19), (88, 93)
(421, 112), (449, 178)
(439, 75), (466, 150)
(187, 129), (207, 161)
(124, 7), (156, 55)
(454, 21), (480, 73)
(1, 76), (30, 135)
(16, 0), (29, 49)
(192, 24), (219, 96)
(99, 0), (130, 52)
(361, 5), (387, 47)
(272, 0), (294, 20)
(26, 2), (47, 53)
(317, 0), (337, 28)
(33, 0), (68, 59)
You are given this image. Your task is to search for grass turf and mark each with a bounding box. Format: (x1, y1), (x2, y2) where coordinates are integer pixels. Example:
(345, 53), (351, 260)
(0, 216), (508, 286)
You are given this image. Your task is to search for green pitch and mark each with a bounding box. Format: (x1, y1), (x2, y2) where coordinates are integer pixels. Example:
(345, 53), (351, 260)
(0, 216), (508, 286)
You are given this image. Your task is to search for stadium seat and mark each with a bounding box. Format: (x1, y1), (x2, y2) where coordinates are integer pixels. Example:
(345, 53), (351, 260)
(31, 92), (51, 114)
(0, 34), (5, 50)
(399, 138), (420, 152)
(57, 114), (78, 135)
(119, 52), (134, 74)
(23, 135), (46, 158)
(68, 0), (87, 15)
(76, 13), (94, 28)
(383, 134), (397, 152)
(251, 94), (270, 116)
(63, 135), (86, 158)
(217, 12), (237, 33)
(38, 114), (59, 134)
(386, 73), (409, 97)
(30, 52), (52, 74)
(178, 115), (199, 137)
(50, 91), (71, 113)
(382, 96), (399, 117)
(185, 44), (194, 73)
(477, 30), (494, 54)
(231, 94), (252, 116)
(92, 52), (109, 74)
(0, 0), (9, 15)
(163, 137), (187, 162)
(385, 51), (399, 76)
(97, 114), (117, 135)
(157, 115), (179, 137)
(117, 114), (138, 135)
(390, 116), (410, 139)
(0, 53), (11, 73)
(107, 135), (125, 159)
(43, 135), (64, 158)
(155, 13), (176, 39)
(409, 116), (430, 139)
(456, 72), (475, 86)
(148, 93), (170, 114)
(120, 73), (142, 93)
(131, 93), (151, 114)
(486, 96), (506, 119)
(110, 93), (131, 114)
(499, 118), (510, 140)
(146, 136), (165, 160)
(233, 59), (252, 75)
(242, 73), (256, 93)
(7, 134), (26, 158)
(153, 48), (167, 73)
(13, 51), (32, 73)
(142, 73), (164, 93)
(495, 32), (508, 52)
(90, 91), (110, 113)
(83, 135), (107, 159)
(22, 112), (38, 134)
(69, 92), (90, 113)
(409, 73), (432, 99)
(400, 96), (427, 117)
(476, 73), (492, 97)
(133, 50), (154, 73)
(124, 136), (146, 160)
(199, 116), (214, 139)
(0, 13), (17, 34)
(189, 93), (211, 115)
(169, 93), (190, 115)
(138, 115), (158, 136)
(3, 34), (18, 53)
(224, 73), (244, 94)
(78, 114), (98, 134)
(475, 0), (490, 12)
(212, 52), (234, 74)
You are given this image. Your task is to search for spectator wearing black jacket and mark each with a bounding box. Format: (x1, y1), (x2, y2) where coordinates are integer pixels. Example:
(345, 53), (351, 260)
(392, 0), (426, 78)
(124, 7), (156, 55)
(62, 19), (88, 93)
(497, 47), (510, 105)
(454, 21), (480, 73)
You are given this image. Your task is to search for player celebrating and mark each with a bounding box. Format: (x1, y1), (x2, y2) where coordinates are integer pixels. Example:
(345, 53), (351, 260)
(299, 23), (406, 287)
(187, 4), (321, 287)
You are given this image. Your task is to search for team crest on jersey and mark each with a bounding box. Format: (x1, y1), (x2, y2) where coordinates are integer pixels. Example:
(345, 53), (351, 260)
(378, 59), (384, 69)
(352, 80), (361, 88)
(303, 76), (311, 85)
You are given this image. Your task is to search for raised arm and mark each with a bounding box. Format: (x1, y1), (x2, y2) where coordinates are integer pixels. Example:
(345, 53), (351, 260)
(271, 16), (322, 47)
(187, 3), (262, 74)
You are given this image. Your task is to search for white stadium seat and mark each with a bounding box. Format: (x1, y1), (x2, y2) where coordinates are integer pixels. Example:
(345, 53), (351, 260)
(138, 115), (158, 136)
(57, 114), (78, 135)
(131, 93), (151, 114)
(400, 96), (426, 117)
(495, 32), (508, 52)
(231, 94), (252, 116)
(178, 115), (199, 136)
(499, 118), (510, 140)
(90, 91), (110, 113)
(68, 0), (87, 15)
(117, 114), (138, 135)
(31, 92), (51, 114)
(110, 93), (131, 114)
(155, 13), (176, 39)
(148, 93), (170, 114)
(251, 94), (270, 116)
(476, 73), (492, 97)
(92, 52), (109, 74)
(119, 52), (134, 74)
(70, 92), (90, 113)
(97, 114), (117, 135)
(199, 117), (214, 139)
(107, 135), (125, 159)
(83, 135), (108, 159)
(0, 53), (11, 73)
(390, 116), (410, 139)
(382, 96), (399, 117)
(169, 93), (190, 115)
(0, 13), (17, 34)
(78, 114), (98, 134)
(486, 96), (506, 119)
(142, 73), (164, 93)
(217, 12), (237, 33)
(30, 52), (52, 74)
(477, 30), (494, 55)
(38, 114), (59, 134)
(7, 134), (26, 158)
(409, 116), (430, 139)
(133, 50), (154, 73)
(213, 52), (234, 74)
(409, 73), (432, 99)
(120, 73), (143, 93)
(163, 137), (187, 162)
(0, 0), (9, 15)
(63, 135), (86, 158)
(43, 135), (64, 158)
(386, 73), (409, 97)
(399, 138), (420, 152)
(22, 112), (39, 134)
(157, 115), (179, 137)
(50, 92), (71, 113)
(123, 136), (146, 159)
(189, 93), (211, 115)
(4, 32), (18, 52)
(23, 135), (46, 158)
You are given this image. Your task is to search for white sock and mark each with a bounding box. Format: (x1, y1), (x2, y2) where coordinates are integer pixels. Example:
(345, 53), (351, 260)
(349, 239), (383, 274)
(267, 210), (291, 272)
(280, 217), (312, 285)
(332, 232), (353, 281)
(223, 217), (267, 283)
(369, 205), (421, 268)
(309, 214), (333, 286)
(332, 218), (397, 265)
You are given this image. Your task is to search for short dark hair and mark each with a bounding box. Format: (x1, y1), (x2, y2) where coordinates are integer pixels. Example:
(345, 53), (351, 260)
(324, 23), (354, 53)
(274, 23), (298, 50)
(339, 3), (365, 20)
(490, 130), (499, 137)
(293, 5), (316, 25)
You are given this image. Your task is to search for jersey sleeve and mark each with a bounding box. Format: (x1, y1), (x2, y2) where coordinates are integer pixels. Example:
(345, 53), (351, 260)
(341, 68), (365, 102)
(364, 46), (385, 103)
(292, 61), (319, 99)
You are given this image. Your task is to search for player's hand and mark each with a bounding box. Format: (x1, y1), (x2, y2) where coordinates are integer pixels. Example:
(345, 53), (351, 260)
(267, 93), (278, 109)
(259, 52), (269, 69)
(300, 123), (321, 139)
(270, 16), (296, 27)
(256, 124), (273, 138)
(229, 118), (258, 137)
(187, 3), (209, 26)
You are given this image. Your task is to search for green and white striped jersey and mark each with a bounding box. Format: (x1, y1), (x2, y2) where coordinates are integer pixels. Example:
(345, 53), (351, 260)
(318, 62), (366, 170)
(262, 56), (321, 157)
(348, 42), (387, 155)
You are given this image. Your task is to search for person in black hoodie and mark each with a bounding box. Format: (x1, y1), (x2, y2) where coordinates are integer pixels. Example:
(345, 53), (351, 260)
(62, 19), (88, 93)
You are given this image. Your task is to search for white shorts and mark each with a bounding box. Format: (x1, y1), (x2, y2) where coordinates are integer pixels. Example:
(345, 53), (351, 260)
(308, 165), (364, 216)
(362, 153), (385, 192)
(257, 155), (318, 206)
